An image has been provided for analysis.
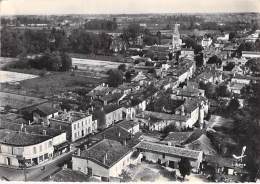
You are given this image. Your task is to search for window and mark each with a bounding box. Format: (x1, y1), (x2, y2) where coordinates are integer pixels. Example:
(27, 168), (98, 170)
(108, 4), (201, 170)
(82, 121), (83, 127)
(74, 133), (77, 138)
(33, 147), (37, 154)
(74, 124), (76, 130)
(78, 122), (80, 128)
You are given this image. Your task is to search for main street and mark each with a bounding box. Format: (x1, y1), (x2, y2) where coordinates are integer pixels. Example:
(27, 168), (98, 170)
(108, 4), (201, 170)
(0, 150), (74, 181)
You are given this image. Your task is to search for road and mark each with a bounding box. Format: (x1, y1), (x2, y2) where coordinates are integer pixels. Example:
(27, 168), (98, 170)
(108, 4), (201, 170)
(0, 151), (74, 181)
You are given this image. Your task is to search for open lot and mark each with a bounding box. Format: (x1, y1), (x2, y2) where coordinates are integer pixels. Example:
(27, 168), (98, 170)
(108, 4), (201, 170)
(123, 162), (176, 182)
(0, 71), (105, 98)
(0, 70), (38, 83)
(0, 91), (47, 109)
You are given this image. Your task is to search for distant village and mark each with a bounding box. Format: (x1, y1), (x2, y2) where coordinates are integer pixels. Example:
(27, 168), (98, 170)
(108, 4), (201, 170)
(0, 13), (260, 182)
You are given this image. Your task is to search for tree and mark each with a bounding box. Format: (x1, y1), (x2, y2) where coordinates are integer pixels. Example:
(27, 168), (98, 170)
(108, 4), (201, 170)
(207, 55), (222, 66)
(118, 64), (126, 72)
(107, 69), (123, 87)
(216, 84), (231, 97)
(195, 53), (204, 67)
(60, 52), (72, 71)
(226, 98), (240, 113)
(178, 157), (191, 180)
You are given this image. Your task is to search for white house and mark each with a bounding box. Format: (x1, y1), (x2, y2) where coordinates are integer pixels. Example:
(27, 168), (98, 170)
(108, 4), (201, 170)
(50, 111), (97, 142)
(72, 139), (141, 181)
(0, 129), (67, 167)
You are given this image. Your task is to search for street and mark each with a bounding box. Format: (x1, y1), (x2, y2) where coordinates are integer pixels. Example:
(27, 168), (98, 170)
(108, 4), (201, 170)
(0, 151), (74, 181)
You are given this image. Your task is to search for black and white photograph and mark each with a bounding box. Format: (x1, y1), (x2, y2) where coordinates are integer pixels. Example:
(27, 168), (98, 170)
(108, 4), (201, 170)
(0, 0), (260, 182)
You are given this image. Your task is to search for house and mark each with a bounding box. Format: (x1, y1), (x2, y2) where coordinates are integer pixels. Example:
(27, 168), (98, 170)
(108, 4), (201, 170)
(202, 155), (246, 178)
(195, 70), (222, 84)
(135, 111), (190, 131)
(161, 131), (193, 146)
(231, 74), (251, 85)
(242, 51), (260, 59)
(135, 141), (203, 172)
(171, 86), (205, 100)
(32, 103), (59, 125)
(0, 128), (67, 167)
(72, 139), (141, 181)
(201, 37), (213, 48)
(185, 134), (217, 156)
(93, 105), (123, 130)
(49, 111), (97, 142)
(116, 120), (140, 135)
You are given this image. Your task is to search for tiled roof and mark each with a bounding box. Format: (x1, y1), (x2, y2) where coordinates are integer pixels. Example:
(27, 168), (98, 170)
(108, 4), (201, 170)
(136, 141), (201, 160)
(136, 111), (189, 122)
(79, 139), (132, 168)
(103, 104), (122, 114)
(117, 120), (139, 131)
(185, 134), (217, 155)
(163, 131), (193, 145)
(0, 129), (51, 146)
(34, 103), (58, 116)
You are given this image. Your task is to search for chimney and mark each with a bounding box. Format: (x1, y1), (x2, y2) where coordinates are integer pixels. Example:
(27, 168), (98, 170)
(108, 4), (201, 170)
(43, 130), (47, 136)
(77, 149), (81, 156)
(123, 139), (127, 146)
(118, 131), (121, 137)
(181, 105), (185, 116)
(84, 144), (88, 150)
(20, 124), (24, 131)
(103, 153), (107, 164)
(28, 120), (31, 125)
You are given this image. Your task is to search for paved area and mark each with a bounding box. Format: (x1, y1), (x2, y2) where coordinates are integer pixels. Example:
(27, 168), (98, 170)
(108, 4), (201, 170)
(0, 150), (75, 181)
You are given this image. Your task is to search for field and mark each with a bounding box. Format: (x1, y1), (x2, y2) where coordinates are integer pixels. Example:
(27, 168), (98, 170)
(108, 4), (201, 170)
(0, 71), (106, 98)
(72, 57), (128, 72)
(0, 91), (47, 109)
(0, 57), (18, 69)
(0, 70), (38, 83)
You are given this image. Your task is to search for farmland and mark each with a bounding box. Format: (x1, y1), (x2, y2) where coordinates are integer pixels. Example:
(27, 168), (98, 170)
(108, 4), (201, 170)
(0, 71), (106, 98)
(0, 91), (47, 110)
(72, 57), (129, 72)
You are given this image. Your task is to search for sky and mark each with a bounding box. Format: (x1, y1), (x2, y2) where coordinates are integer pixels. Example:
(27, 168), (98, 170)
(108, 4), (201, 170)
(0, 0), (260, 15)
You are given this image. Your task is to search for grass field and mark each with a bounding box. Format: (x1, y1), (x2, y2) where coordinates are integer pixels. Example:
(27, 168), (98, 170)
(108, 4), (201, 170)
(0, 91), (47, 109)
(0, 71), (106, 98)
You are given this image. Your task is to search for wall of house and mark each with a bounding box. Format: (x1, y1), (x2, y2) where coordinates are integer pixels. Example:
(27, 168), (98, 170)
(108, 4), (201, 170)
(71, 115), (95, 142)
(186, 107), (199, 128)
(72, 156), (110, 177)
(52, 132), (67, 146)
(105, 109), (123, 127)
(109, 151), (133, 177)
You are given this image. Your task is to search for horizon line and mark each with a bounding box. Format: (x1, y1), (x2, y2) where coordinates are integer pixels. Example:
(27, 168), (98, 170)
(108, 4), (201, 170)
(1, 11), (260, 16)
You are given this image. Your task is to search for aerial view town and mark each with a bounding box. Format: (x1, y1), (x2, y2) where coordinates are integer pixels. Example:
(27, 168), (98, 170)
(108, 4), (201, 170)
(0, 0), (260, 182)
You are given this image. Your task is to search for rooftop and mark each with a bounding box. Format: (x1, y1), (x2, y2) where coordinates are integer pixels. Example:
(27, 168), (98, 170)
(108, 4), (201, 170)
(185, 134), (217, 155)
(79, 139), (132, 168)
(0, 129), (51, 146)
(163, 131), (193, 145)
(136, 141), (201, 160)
(51, 111), (90, 124)
(116, 120), (139, 131)
(136, 111), (189, 122)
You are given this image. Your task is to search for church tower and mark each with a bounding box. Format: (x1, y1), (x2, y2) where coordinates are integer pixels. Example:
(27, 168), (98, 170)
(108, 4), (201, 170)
(172, 24), (181, 51)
